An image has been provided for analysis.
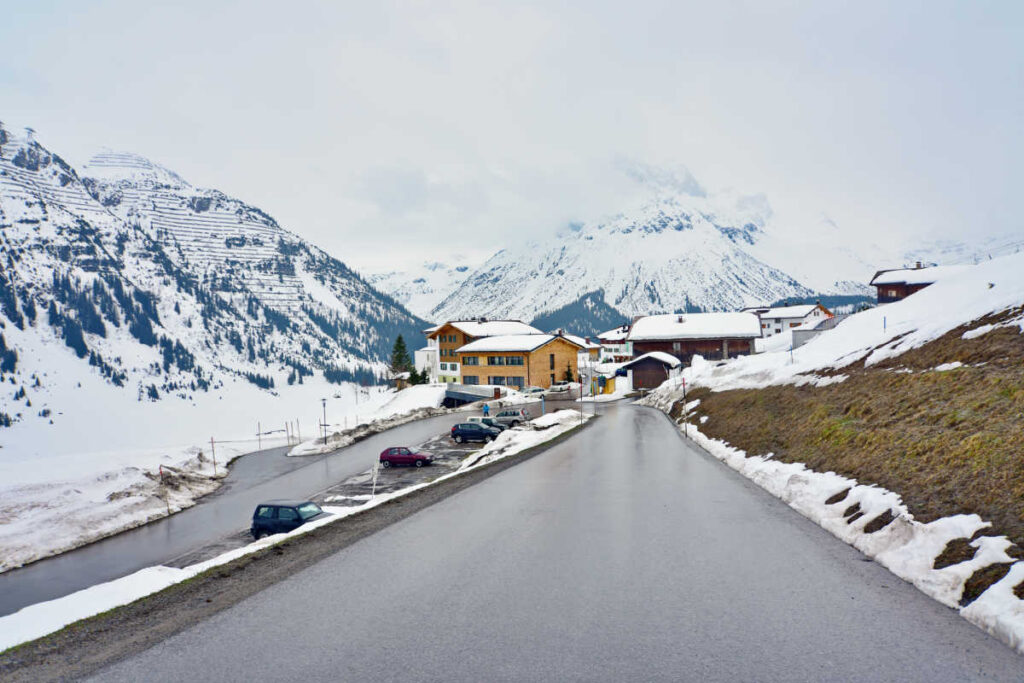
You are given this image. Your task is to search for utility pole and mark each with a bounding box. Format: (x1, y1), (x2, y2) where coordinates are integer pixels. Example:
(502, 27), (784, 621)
(210, 437), (217, 475)
(321, 398), (328, 445)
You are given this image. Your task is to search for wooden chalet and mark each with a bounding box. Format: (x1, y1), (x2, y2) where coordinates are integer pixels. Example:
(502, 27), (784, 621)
(627, 312), (761, 364)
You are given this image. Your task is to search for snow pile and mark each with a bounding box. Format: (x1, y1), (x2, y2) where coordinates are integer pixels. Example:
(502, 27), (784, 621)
(459, 409), (591, 470)
(288, 385), (449, 456)
(667, 425), (1024, 654)
(0, 410), (592, 653)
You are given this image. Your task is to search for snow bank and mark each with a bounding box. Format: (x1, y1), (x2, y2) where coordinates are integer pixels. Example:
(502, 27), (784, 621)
(665, 422), (1024, 654)
(288, 385), (448, 456)
(0, 410), (592, 653)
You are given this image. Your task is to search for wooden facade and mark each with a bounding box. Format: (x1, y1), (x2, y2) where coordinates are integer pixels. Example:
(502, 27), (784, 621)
(457, 337), (581, 389)
(874, 282), (931, 304)
(626, 356), (678, 390)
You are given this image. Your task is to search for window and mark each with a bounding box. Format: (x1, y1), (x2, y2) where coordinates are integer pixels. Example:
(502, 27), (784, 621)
(464, 375), (479, 385)
(256, 506), (273, 519)
(507, 376), (525, 388)
(490, 376), (507, 385)
(278, 508), (299, 521)
(550, 373), (555, 384)
(672, 342), (681, 351)
(439, 363), (447, 371)
(488, 356), (505, 366)
(505, 356), (524, 366)
(463, 356), (479, 366)
(549, 353), (555, 370)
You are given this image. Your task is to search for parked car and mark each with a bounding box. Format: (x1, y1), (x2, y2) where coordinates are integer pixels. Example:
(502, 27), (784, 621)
(468, 416), (507, 431)
(250, 500), (326, 539)
(521, 386), (545, 396)
(379, 446), (433, 468)
(548, 381), (572, 393)
(492, 408), (529, 428)
(451, 422), (501, 443)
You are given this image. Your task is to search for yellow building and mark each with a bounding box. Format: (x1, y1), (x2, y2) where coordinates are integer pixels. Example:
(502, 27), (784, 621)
(455, 334), (584, 389)
(425, 320), (543, 383)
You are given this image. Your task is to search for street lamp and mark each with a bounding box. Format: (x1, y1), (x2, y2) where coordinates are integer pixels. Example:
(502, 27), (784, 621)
(321, 398), (327, 445)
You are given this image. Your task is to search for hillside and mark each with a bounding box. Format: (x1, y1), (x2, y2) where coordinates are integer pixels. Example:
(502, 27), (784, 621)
(643, 252), (1024, 633)
(0, 124), (427, 455)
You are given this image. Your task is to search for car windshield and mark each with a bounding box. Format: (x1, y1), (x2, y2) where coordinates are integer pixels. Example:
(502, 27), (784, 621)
(297, 502), (323, 520)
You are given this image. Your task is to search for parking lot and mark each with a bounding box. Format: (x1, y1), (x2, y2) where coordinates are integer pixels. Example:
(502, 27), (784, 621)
(315, 432), (480, 507)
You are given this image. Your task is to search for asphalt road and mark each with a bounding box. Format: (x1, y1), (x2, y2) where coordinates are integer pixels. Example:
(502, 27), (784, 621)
(92, 403), (1022, 682)
(0, 412), (464, 616)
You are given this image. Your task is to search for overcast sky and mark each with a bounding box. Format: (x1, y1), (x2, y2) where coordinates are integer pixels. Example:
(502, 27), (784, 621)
(2, 1), (1021, 273)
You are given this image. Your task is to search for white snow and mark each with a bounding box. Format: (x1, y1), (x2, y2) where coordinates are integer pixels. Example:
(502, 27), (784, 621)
(442, 320), (543, 337)
(623, 351), (682, 368)
(871, 264), (972, 286)
(456, 334), (581, 353)
(933, 361), (964, 372)
(627, 312), (762, 341)
(0, 410), (591, 653)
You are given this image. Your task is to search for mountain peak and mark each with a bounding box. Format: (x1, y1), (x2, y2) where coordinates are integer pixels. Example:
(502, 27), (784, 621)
(83, 149), (189, 187)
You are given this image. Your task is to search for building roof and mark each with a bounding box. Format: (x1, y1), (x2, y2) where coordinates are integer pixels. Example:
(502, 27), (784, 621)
(627, 312), (762, 341)
(760, 304), (820, 319)
(563, 333), (601, 349)
(622, 351), (683, 369)
(430, 319), (543, 338)
(598, 326), (630, 342)
(455, 334), (585, 354)
(870, 265), (971, 287)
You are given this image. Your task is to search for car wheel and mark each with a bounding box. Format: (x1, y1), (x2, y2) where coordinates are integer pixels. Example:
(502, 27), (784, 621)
(252, 530), (263, 540)
(487, 435), (495, 442)
(454, 435), (463, 443)
(415, 459), (424, 467)
(381, 460), (391, 468)
(510, 421), (519, 428)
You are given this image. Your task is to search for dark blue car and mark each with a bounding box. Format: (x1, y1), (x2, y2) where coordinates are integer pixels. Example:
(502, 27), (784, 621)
(450, 422), (500, 444)
(250, 499), (326, 539)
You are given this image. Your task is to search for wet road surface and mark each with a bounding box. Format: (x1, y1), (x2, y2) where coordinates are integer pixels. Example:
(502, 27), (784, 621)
(92, 403), (1023, 681)
(0, 412), (465, 616)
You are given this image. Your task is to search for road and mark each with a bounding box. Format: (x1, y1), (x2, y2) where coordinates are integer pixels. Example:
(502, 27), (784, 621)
(0, 412), (464, 616)
(91, 403), (1022, 682)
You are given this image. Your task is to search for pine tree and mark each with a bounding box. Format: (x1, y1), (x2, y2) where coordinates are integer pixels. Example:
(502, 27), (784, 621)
(563, 361), (575, 383)
(389, 335), (413, 377)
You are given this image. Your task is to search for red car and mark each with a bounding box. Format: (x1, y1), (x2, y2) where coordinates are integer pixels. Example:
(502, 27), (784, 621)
(379, 446), (432, 468)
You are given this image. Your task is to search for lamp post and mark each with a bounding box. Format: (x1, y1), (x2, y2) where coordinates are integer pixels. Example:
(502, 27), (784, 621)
(321, 398), (327, 445)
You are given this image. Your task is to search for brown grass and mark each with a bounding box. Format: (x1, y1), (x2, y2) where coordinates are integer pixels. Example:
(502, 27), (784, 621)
(685, 308), (1024, 596)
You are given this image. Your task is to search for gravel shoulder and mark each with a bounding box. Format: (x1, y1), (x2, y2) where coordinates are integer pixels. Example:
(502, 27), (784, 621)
(0, 419), (594, 682)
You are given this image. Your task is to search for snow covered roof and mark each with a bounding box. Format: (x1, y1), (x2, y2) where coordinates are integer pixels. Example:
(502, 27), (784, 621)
(563, 334), (601, 349)
(623, 352), (682, 369)
(627, 313), (762, 341)
(870, 265), (972, 286)
(760, 304), (820, 319)
(433, 320), (543, 338)
(598, 327), (630, 342)
(455, 334), (584, 353)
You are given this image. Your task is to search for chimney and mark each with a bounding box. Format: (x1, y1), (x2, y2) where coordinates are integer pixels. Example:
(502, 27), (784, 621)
(915, 261), (922, 269)
(677, 315), (684, 323)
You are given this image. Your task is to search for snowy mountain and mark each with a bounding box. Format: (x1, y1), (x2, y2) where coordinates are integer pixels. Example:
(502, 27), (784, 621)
(430, 192), (831, 324)
(0, 124), (426, 444)
(366, 261), (474, 319)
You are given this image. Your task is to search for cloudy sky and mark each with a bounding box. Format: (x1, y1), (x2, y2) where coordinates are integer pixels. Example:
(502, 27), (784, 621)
(2, 1), (1021, 273)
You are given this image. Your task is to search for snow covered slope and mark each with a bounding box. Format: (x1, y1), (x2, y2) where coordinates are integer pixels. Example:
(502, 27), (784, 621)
(366, 261), (474, 319)
(432, 192), (822, 322)
(0, 123), (426, 453)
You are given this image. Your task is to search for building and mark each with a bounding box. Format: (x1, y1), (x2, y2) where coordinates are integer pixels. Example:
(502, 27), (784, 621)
(424, 319), (544, 383)
(627, 312), (761, 364)
(413, 345), (438, 383)
(597, 325), (633, 362)
(621, 351), (682, 391)
(455, 334), (584, 389)
(869, 263), (970, 303)
(742, 303), (834, 337)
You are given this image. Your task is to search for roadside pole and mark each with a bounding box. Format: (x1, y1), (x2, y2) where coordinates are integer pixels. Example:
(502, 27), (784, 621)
(371, 460), (380, 498)
(682, 377), (687, 438)
(257, 422), (262, 450)
(210, 437), (217, 476)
